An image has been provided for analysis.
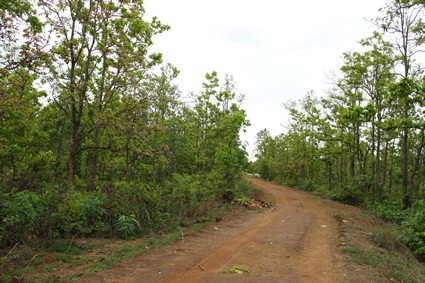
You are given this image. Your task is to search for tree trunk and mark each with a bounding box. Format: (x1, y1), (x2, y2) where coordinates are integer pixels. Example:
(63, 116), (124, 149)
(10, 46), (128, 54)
(66, 123), (79, 188)
(410, 126), (425, 197)
(402, 110), (409, 208)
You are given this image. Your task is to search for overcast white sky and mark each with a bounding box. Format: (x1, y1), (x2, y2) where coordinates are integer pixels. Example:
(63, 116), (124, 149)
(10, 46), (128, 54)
(145, 0), (388, 159)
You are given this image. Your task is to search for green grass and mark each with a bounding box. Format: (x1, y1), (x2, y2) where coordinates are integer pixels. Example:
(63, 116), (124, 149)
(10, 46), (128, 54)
(380, 253), (425, 282)
(372, 224), (407, 254)
(1, 229), (187, 282)
(341, 244), (425, 282)
(48, 239), (84, 255)
(338, 215), (425, 283)
(0, 198), (235, 282)
(341, 246), (382, 266)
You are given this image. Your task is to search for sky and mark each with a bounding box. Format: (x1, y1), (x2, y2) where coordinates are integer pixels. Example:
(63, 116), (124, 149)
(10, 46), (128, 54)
(144, 0), (388, 159)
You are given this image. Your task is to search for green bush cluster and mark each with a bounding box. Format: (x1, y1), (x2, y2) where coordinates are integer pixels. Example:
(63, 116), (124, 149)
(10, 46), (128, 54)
(0, 173), (239, 247)
(400, 200), (425, 257)
(373, 198), (425, 257)
(0, 191), (44, 245)
(372, 196), (407, 224)
(329, 184), (364, 206)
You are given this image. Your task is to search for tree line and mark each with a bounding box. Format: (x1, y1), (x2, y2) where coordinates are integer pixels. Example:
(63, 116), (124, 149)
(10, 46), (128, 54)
(253, 0), (425, 257)
(0, 0), (249, 245)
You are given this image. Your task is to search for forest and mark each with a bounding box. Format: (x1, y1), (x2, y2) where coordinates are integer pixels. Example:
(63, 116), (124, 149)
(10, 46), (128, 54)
(0, 0), (250, 246)
(253, 0), (425, 257)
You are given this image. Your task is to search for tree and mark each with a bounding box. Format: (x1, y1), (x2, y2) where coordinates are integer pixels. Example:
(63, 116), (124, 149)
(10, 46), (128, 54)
(339, 32), (396, 199)
(0, 0), (51, 191)
(192, 72), (249, 190)
(377, 0), (425, 205)
(38, 0), (169, 188)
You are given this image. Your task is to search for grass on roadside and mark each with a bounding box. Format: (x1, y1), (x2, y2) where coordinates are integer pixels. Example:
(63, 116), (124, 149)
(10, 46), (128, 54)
(0, 203), (230, 283)
(338, 214), (425, 283)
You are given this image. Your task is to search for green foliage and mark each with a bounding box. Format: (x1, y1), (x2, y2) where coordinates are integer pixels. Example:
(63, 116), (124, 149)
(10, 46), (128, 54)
(168, 174), (213, 218)
(0, 190), (44, 246)
(0, 0), (252, 250)
(372, 198), (425, 257)
(329, 184), (364, 206)
(297, 179), (316, 192)
(0, 0), (43, 32)
(116, 215), (141, 239)
(372, 196), (407, 224)
(56, 191), (107, 236)
(401, 200), (425, 257)
(48, 239), (84, 255)
(235, 196), (252, 205)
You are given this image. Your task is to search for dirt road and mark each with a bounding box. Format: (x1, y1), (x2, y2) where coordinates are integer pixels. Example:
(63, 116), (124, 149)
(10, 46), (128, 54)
(78, 178), (342, 282)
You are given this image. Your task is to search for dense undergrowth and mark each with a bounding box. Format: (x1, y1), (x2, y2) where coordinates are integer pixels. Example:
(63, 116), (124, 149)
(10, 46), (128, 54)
(0, 179), (251, 282)
(0, 176), (251, 247)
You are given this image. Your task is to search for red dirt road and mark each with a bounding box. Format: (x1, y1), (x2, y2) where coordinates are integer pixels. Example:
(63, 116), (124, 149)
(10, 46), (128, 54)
(78, 178), (342, 282)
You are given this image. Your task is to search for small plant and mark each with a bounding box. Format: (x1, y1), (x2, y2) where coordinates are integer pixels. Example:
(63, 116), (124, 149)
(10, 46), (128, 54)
(372, 197), (407, 224)
(48, 239), (83, 255)
(235, 196), (251, 206)
(221, 266), (250, 274)
(116, 214), (142, 239)
(229, 266), (250, 274)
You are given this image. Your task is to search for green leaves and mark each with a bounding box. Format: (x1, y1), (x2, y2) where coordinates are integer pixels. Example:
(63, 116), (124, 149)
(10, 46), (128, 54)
(116, 215), (142, 239)
(191, 72), (249, 189)
(0, 0), (43, 32)
(0, 190), (44, 244)
(0, 0), (250, 247)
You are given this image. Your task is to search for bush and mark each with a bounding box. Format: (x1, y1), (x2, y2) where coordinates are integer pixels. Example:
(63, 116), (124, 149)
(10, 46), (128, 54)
(400, 200), (425, 257)
(0, 190), (45, 246)
(298, 179), (315, 192)
(116, 214), (142, 239)
(372, 197), (407, 224)
(329, 184), (364, 206)
(165, 174), (214, 220)
(56, 190), (107, 236)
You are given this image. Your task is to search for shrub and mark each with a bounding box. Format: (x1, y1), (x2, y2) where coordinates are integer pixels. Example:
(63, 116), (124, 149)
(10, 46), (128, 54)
(329, 184), (364, 206)
(372, 197), (407, 224)
(298, 179), (315, 192)
(56, 190), (107, 236)
(167, 174), (214, 220)
(0, 190), (45, 246)
(400, 200), (425, 257)
(116, 214), (142, 239)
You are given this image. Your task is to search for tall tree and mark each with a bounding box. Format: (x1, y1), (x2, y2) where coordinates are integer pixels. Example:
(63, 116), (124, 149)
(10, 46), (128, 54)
(377, 0), (425, 204)
(339, 32), (395, 199)
(39, 0), (169, 188)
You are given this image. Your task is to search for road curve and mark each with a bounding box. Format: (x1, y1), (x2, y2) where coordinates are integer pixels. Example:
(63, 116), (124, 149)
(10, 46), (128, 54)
(77, 177), (341, 283)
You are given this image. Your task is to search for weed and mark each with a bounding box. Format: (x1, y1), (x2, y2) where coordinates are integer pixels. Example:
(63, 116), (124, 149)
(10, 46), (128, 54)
(341, 246), (361, 254)
(235, 196), (252, 205)
(219, 266), (250, 274)
(351, 251), (383, 266)
(53, 253), (73, 263)
(48, 239), (84, 255)
(228, 266), (250, 274)
(372, 225), (407, 254)
(341, 244), (425, 282)
(380, 253), (425, 282)
(116, 214), (142, 239)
